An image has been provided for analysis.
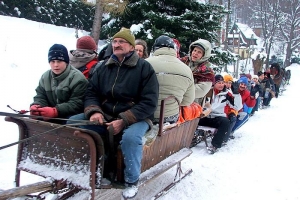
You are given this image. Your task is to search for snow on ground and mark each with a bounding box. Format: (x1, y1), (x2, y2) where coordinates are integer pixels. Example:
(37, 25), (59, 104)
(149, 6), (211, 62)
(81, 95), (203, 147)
(0, 15), (299, 200)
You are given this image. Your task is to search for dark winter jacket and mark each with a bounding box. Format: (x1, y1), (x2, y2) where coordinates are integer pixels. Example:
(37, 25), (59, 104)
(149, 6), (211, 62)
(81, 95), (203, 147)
(84, 52), (159, 127)
(32, 65), (88, 118)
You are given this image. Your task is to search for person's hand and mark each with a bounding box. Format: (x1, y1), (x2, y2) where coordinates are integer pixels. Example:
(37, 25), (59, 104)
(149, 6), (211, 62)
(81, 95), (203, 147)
(106, 119), (125, 135)
(90, 112), (105, 125)
(37, 107), (58, 119)
(221, 92), (234, 105)
(255, 92), (259, 99)
(231, 81), (239, 94)
(250, 89), (257, 98)
(30, 105), (41, 116)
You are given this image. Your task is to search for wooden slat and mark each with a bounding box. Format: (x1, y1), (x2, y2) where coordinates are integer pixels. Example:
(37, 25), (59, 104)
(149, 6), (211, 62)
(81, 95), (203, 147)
(0, 180), (53, 200)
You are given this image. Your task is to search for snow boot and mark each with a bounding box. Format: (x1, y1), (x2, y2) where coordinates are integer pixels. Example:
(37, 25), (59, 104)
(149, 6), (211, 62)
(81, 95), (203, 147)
(122, 181), (139, 199)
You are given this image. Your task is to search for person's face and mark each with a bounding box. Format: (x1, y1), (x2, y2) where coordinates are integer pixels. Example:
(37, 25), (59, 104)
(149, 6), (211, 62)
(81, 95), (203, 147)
(224, 81), (232, 89)
(214, 81), (225, 91)
(112, 37), (135, 60)
(258, 74), (264, 80)
(135, 44), (144, 58)
(191, 46), (204, 62)
(252, 78), (258, 83)
(239, 83), (247, 91)
(50, 60), (67, 75)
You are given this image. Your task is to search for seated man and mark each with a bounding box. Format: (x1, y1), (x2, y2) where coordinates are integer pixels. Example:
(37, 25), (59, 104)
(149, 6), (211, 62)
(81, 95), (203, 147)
(198, 75), (241, 154)
(146, 35), (195, 124)
(30, 44), (88, 123)
(232, 76), (256, 132)
(67, 27), (159, 199)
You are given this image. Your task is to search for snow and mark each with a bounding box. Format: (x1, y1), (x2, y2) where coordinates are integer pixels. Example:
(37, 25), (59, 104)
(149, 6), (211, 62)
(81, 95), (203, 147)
(1, 15), (300, 200)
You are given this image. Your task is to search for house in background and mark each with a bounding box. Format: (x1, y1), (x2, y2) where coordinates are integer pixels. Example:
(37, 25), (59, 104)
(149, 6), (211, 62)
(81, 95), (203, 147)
(227, 22), (259, 59)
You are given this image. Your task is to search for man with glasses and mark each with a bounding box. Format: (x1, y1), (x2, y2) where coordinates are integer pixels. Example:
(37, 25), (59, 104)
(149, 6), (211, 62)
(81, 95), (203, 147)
(231, 76), (256, 132)
(68, 27), (159, 199)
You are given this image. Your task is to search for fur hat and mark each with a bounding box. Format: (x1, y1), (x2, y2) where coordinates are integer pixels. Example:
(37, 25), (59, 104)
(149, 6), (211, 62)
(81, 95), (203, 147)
(113, 27), (135, 47)
(214, 74), (224, 84)
(76, 36), (97, 51)
(223, 74), (233, 82)
(48, 44), (69, 64)
(238, 76), (248, 85)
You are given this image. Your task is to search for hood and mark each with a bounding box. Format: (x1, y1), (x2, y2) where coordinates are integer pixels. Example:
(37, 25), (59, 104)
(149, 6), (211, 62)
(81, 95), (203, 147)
(188, 39), (212, 65)
(152, 47), (177, 57)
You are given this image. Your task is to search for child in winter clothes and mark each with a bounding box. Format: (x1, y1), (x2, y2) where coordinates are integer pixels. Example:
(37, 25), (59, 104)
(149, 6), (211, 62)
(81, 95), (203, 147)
(223, 74), (241, 142)
(250, 75), (263, 116)
(30, 44), (88, 122)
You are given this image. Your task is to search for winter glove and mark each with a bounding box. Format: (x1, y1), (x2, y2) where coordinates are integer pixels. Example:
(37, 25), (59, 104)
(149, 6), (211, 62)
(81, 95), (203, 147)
(37, 107), (58, 119)
(250, 89), (257, 97)
(238, 112), (247, 121)
(30, 105), (41, 116)
(221, 92), (234, 106)
(264, 88), (270, 98)
(255, 92), (259, 99)
(231, 81), (239, 94)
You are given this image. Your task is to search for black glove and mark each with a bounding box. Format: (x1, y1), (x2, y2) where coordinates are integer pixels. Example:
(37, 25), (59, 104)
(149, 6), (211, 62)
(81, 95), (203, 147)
(250, 88), (257, 97)
(231, 81), (239, 94)
(221, 92), (234, 106)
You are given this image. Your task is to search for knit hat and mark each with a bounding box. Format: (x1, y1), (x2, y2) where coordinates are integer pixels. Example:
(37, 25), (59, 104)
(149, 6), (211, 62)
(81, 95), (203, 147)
(223, 74), (233, 82)
(76, 36), (97, 51)
(257, 71), (263, 76)
(238, 76), (248, 85)
(214, 74), (224, 84)
(48, 44), (69, 64)
(112, 27), (135, 47)
(252, 75), (258, 79)
(245, 74), (252, 80)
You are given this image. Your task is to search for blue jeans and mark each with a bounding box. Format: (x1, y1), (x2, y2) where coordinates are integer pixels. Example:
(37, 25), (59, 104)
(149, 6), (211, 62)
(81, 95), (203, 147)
(253, 97), (261, 112)
(67, 113), (149, 183)
(223, 114), (237, 142)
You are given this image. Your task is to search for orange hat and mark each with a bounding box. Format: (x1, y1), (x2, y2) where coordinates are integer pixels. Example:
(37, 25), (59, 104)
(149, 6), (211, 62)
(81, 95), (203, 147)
(223, 74), (233, 82)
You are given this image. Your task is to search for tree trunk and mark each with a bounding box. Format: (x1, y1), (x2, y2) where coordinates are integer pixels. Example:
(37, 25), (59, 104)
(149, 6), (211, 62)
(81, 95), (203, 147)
(91, 0), (104, 45)
(252, 56), (265, 75)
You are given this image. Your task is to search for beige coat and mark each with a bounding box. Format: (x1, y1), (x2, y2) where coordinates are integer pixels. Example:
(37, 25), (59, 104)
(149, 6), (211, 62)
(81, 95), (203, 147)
(146, 47), (195, 121)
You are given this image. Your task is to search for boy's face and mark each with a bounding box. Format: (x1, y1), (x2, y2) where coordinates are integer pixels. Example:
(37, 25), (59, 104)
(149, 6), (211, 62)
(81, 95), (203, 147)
(50, 60), (67, 75)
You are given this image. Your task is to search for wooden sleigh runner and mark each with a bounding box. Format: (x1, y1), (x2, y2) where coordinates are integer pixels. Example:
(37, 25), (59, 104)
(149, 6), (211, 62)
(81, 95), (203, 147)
(0, 96), (200, 200)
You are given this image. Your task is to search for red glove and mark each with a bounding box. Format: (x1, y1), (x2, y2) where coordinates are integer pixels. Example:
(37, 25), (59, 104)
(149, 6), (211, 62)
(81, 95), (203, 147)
(37, 107), (58, 119)
(30, 105), (41, 116)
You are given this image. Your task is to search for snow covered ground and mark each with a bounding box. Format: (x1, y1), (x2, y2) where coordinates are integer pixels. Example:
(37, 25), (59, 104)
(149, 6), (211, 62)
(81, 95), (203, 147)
(0, 15), (299, 200)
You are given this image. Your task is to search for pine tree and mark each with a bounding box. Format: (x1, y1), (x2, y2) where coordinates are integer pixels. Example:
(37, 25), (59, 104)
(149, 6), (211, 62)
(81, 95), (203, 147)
(100, 0), (225, 54)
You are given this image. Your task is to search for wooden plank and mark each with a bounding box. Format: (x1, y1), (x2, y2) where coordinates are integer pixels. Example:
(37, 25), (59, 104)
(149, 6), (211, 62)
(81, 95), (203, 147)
(139, 148), (192, 186)
(0, 180), (53, 200)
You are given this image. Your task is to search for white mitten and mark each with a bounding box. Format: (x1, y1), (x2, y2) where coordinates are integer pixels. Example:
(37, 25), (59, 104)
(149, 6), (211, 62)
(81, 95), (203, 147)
(255, 92), (259, 99)
(238, 112), (247, 120)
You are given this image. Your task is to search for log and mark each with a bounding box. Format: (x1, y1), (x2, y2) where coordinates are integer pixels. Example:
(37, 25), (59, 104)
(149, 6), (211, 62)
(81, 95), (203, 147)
(0, 180), (53, 200)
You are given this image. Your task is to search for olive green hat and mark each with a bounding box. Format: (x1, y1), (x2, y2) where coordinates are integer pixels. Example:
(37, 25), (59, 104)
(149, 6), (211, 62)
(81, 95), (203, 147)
(112, 27), (135, 47)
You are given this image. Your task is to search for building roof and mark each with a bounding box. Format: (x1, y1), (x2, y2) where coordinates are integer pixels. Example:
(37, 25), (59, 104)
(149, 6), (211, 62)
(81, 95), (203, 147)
(235, 23), (259, 39)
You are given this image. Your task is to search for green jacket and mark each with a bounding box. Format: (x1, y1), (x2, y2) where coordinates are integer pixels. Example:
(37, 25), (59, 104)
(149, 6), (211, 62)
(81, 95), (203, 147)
(32, 65), (88, 118)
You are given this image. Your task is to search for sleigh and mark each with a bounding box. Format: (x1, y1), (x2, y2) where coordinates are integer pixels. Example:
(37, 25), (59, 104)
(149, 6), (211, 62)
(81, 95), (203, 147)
(0, 96), (200, 200)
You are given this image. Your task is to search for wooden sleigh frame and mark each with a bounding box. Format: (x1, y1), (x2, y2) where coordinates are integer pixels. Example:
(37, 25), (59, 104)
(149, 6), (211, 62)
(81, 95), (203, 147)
(0, 96), (199, 200)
